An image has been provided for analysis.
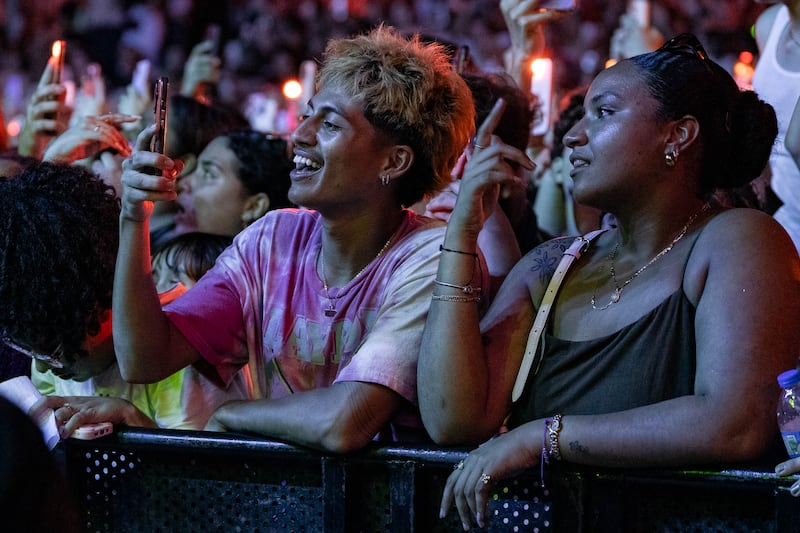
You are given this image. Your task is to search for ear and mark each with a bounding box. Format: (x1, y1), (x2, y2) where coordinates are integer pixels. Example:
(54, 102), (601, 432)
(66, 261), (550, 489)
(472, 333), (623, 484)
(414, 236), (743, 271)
(176, 153), (197, 178)
(665, 115), (700, 156)
(381, 145), (414, 183)
(241, 193), (270, 227)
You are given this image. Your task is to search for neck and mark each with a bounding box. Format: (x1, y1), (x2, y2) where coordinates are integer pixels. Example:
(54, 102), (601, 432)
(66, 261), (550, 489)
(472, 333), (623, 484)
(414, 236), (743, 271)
(613, 200), (710, 258)
(319, 210), (405, 286)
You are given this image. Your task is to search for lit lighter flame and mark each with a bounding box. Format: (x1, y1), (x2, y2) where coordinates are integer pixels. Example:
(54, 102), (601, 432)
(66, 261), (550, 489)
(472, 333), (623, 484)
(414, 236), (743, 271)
(283, 80), (302, 100)
(51, 40), (63, 59)
(605, 58), (618, 69)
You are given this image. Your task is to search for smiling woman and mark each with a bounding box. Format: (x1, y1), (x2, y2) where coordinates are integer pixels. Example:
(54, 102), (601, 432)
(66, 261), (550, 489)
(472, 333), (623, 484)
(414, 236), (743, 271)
(113, 25), (479, 453)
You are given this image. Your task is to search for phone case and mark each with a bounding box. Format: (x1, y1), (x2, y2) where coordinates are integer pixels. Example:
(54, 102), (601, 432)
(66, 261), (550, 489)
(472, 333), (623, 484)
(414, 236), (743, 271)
(71, 422), (113, 440)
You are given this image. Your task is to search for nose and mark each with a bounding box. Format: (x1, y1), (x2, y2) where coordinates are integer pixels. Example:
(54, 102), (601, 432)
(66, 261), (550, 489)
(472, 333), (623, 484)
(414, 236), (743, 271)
(562, 117), (586, 150)
(291, 115), (316, 147)
(177, 174), (192, 194)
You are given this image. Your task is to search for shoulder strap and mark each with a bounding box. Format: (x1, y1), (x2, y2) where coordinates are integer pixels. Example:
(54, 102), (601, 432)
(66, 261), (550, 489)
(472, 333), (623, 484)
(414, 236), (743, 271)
(511, 230), (605, 402)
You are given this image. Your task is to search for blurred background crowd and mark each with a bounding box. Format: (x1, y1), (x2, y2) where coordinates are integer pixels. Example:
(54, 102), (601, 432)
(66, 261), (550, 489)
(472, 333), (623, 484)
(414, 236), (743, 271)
(0, 0), (766, 142)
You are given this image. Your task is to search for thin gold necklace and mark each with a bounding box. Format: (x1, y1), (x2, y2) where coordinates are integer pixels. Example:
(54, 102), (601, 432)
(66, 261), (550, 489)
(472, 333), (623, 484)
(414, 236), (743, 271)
(590, 203), (710, 311)
(319, 233), (396, 317)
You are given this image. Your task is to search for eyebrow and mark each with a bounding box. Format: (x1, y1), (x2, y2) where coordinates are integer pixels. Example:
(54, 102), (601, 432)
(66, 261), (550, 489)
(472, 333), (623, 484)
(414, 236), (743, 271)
(588, 91), (619, 106)
(307, 99), (346, 119)
(200, 160), (222, 172)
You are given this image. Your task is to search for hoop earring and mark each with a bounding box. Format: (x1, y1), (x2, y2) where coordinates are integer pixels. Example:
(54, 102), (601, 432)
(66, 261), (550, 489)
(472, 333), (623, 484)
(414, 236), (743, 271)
(380, 174), (390, 186)
(665, 151), (677, 167)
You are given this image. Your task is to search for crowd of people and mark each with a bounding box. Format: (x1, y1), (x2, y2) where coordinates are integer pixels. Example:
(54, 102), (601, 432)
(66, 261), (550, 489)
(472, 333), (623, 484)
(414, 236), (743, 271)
(2, 0), (800, 528)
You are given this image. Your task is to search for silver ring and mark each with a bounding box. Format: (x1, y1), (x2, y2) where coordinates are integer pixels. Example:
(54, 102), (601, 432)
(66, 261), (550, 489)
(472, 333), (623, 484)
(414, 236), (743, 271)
(455, 460), (465, 470)
(473, 143), (487, 149)
(480, 473), (491, 485)
(63, 402), (71, 410)
(93, 125), (100, 132)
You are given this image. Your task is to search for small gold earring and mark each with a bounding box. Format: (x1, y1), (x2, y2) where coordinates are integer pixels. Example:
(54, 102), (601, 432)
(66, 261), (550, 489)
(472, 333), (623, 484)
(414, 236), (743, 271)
(665, 151), (677, 167)
(380, 174), (390, 186)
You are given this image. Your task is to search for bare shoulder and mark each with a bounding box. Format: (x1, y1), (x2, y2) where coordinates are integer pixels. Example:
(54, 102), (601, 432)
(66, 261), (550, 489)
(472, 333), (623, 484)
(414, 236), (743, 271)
(698, 208), (796, 257)
(487, 236), (574, 312)
(514, 236), (574, 286)
(685, 208), (800, 301)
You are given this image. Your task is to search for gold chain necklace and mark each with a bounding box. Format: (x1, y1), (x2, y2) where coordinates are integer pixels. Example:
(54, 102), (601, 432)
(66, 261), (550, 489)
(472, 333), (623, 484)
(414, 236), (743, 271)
(590, 203), (710, 311)
(319, 234), (396, 317)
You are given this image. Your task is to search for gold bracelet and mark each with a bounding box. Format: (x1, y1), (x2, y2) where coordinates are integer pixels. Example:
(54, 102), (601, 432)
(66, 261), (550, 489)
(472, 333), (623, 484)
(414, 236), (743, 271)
(546, 414), (563, 461)
(431, 294), (481, 303)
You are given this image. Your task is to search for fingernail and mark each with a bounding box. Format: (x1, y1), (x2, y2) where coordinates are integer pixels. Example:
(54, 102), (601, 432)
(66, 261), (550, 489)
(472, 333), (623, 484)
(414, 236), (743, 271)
(476, 511), (484, 527)
(439, 509), (445, 519)
(792, 482), (800, 496)
(776, 464), (786, 474)
(462, 522), (470, 531)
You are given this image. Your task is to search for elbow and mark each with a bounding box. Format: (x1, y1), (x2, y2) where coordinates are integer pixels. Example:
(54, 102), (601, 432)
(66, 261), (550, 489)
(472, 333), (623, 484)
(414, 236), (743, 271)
(704, 419), (776, 464)
(317, 424), (373, 454)
(115, 344), (157, 383)
(421, 412), (489, 447)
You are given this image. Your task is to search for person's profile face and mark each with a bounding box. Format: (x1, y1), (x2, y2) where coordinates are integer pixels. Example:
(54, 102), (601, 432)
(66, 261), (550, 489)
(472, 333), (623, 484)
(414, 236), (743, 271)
(184, 137), (249, 236)
(288, 85), (393, 212)
(563, 62), (665, 207)
(31, 315), (116, 382)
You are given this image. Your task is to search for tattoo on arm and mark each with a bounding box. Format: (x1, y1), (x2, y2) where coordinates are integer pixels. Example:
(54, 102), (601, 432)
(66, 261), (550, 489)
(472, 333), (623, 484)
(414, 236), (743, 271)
(528, 238), (571, 285)
(568, 440), (589, 456)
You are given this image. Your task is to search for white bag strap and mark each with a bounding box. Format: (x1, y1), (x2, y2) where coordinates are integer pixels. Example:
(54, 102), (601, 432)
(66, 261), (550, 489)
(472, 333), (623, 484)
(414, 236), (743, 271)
(511, 230), (605, 402)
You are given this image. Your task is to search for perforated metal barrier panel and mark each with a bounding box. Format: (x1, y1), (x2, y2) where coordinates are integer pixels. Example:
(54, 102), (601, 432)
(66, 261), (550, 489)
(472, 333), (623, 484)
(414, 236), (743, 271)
(63, 428), (800, 532)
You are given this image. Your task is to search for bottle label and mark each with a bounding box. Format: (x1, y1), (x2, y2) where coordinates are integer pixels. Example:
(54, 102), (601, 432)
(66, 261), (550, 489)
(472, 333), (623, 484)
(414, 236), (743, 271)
(781, 431), (800, 458)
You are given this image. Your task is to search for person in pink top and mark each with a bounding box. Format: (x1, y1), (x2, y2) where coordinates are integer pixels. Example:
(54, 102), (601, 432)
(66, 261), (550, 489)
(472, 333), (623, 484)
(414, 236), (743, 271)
(112, 25), (502, 451)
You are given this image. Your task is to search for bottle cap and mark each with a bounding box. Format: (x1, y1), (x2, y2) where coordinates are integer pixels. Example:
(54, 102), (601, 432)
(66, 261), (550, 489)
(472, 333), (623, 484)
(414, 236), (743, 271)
(778, 369), (800, 388)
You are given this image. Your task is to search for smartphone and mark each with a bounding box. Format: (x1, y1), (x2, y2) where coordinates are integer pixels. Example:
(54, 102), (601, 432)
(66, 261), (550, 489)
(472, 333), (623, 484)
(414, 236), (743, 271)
(132, 59), (151, 96)
(71, 422), (113, 440)
(50, 40), (67, 84)
(151, 76), (169, 155)
(539, 0), (576, 10)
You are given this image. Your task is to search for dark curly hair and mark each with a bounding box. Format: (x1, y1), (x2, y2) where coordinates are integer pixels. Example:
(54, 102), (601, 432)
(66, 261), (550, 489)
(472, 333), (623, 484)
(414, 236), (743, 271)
(222, 130), (293, 210)
(0, 162), (120, 360)
(629, 34), (777, 194)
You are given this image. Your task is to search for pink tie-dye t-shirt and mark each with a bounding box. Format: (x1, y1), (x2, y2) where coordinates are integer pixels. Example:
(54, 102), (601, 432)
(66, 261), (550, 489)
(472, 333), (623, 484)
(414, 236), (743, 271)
(164, 208), (450, 432)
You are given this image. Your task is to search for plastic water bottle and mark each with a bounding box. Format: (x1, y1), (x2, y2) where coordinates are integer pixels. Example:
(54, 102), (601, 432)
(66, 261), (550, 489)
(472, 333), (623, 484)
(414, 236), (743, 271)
(777, 369), (800, 458)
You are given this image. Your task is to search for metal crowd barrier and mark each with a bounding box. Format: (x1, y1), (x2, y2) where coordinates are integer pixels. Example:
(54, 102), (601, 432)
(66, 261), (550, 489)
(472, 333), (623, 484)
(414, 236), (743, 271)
(63, 427), (800, 532)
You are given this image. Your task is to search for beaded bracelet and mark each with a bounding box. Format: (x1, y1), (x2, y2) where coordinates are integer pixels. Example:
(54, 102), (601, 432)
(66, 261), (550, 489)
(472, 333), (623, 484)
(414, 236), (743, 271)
(431, 294), (481, 303)
(540, 414), (563, 489)
(439, 244), (478, 258)
(546, 414), (563, 461)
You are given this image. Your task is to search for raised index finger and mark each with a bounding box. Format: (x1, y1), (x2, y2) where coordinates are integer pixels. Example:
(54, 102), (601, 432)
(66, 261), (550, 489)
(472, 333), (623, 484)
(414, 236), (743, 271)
(474, 98), (507, 149)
